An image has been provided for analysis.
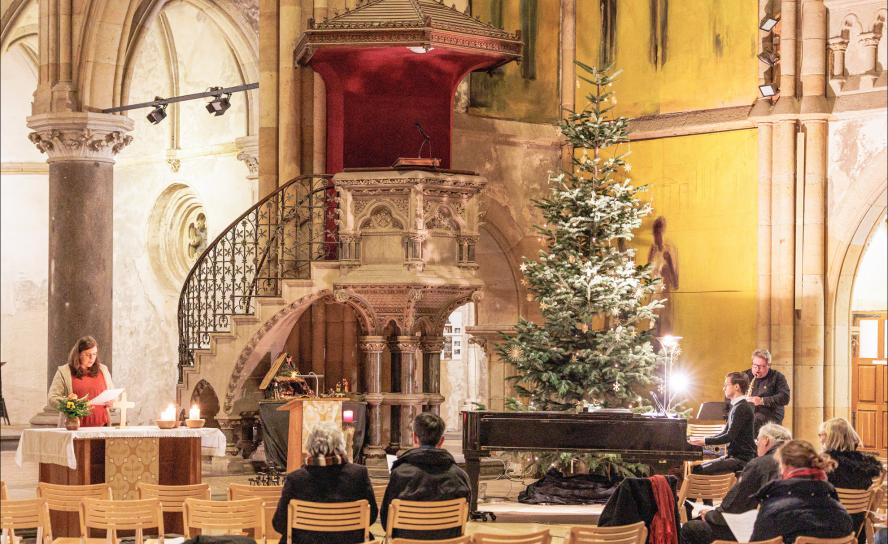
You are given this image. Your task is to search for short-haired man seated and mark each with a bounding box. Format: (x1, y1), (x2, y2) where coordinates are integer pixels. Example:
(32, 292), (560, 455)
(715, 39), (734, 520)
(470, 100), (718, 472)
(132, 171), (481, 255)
(380, 413), (471, 540)
(681, 423), (792, 544)
(688, 372), (756, 476)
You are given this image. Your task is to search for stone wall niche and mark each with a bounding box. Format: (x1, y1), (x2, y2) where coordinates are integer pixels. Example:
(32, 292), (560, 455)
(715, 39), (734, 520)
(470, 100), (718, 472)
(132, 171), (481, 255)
(147, 183), (207, 291)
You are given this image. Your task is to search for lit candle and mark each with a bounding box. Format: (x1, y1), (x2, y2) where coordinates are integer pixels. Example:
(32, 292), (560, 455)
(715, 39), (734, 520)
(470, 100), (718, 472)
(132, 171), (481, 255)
(342, 410), (354, 424)
(160, 404), (176, 421)
(189, 404), (201, 420)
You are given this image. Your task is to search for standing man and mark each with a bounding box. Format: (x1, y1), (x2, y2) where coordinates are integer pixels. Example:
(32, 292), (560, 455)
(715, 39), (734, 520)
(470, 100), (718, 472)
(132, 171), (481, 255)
(688, 372), (756, 475)
(744, 349), (790, 432)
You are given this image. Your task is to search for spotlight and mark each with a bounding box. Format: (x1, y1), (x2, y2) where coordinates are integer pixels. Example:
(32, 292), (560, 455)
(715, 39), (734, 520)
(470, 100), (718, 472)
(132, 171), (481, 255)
(667, 370), (690, 395)
(146, 99), (168, 124)
(759, 16), (779, 32)
(757, 50), (779, 66)
(205, 92), (231, 116)
(759, 84), (778, 97)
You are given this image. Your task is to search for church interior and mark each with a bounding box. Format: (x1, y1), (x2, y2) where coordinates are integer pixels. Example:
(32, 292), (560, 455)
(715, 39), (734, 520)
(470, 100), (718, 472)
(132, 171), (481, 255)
(1, 0), (886, 541)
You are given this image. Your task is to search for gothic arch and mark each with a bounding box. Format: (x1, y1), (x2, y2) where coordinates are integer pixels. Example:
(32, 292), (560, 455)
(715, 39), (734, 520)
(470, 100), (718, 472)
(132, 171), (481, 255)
(190, 378), (221, 426)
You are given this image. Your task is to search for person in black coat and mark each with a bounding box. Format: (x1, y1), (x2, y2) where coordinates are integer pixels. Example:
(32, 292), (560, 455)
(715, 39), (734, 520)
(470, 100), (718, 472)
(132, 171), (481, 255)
(743, 348), (790, 432)
(271, 423), (378, 544)
(750, 439), (854, 544)
(380, 413), (471, 540)
(689, 372), (756, 475)
(681, 423), (792, 544)
(819, 417), (886, 544)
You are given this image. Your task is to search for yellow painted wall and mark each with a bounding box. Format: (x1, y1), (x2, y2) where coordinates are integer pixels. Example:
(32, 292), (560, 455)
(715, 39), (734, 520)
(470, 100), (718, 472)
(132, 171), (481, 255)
(629, 129), (759, 406)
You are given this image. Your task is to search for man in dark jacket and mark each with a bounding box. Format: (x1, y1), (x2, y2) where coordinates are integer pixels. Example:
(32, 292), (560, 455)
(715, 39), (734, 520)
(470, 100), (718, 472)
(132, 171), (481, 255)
(380, 413), (471, 540)
(689, 372), (756, 475)
(744, 348), (790, 432)
(681, 423), (792, 544)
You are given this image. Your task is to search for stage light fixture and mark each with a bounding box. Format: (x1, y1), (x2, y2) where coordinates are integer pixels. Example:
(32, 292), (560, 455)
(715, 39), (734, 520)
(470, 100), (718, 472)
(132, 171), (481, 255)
(758, 50), (779, 66)
(759, 16), (779, 32)
(205, 90), (231, 116)
(759, 84), (778, 97)
(146, 99), (168, 124)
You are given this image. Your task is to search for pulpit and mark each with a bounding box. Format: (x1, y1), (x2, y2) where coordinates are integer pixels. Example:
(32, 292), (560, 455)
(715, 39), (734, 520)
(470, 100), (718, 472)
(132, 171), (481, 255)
(16, 426), (226, 536)
(275, 398), (349, 471)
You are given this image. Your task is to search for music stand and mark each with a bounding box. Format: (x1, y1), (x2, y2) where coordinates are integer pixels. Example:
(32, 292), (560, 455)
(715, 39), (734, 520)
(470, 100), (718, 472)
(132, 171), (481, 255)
(696, 401), (728, 421)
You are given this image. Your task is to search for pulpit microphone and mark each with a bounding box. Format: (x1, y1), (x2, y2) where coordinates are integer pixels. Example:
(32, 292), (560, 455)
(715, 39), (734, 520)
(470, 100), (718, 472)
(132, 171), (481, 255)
(415, 121), (431, 158)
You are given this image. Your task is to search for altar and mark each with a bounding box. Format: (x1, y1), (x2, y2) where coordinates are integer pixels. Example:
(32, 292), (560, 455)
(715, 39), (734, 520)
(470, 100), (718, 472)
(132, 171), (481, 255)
(15, 425), (226, 535)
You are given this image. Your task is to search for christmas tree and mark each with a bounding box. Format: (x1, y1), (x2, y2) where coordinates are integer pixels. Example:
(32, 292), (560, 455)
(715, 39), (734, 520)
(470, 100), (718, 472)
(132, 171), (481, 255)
(499, 64), (663, 411)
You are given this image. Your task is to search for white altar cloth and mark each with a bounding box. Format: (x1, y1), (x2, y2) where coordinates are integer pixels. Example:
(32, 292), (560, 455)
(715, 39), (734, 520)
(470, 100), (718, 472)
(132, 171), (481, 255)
(15, 425), (227, 469)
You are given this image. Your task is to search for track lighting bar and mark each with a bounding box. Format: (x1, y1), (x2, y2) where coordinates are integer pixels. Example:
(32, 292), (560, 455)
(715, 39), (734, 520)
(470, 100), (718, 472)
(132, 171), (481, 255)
(100, 83), (258, 114)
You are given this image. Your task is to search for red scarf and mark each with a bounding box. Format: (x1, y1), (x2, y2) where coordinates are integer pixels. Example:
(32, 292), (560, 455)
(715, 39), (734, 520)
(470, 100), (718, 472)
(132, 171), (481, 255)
(782, 467), (828, 480)
(648, 475), (678, 544)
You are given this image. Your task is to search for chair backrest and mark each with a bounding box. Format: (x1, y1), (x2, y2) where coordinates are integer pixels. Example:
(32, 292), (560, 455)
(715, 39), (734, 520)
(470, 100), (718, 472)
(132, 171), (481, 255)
(712, 538), (783, 544)
(472, 529), (552, 544)
(183, 497), (264, 538)
(228, 483), (284, 539)
(0, 480), (8, 500)
(677, 473), (737, 523)
(835, 487), (874, 515)
(386, 498), (468, 538)
(568, 522), (647, 544)
(137, 482), (211, 512)
(373, 483), (387, 507)
(391, 537), (471, 544)
(287, 499), (370, 544)
(0, 498), (53, 544)
(80, 497), (163, 544)
(793, 534), (856, 544)
(875, 483), (887, 515)
(37, 482), (112, 513)
(686, 423), (726, 439)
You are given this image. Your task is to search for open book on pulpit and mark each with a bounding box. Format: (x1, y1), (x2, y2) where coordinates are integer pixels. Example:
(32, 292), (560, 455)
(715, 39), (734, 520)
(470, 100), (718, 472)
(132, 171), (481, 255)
(276, 397), (345, 471)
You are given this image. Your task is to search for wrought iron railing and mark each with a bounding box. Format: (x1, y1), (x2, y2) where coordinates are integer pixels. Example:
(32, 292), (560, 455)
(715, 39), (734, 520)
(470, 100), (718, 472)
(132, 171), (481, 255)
(177, 174), (336, 380)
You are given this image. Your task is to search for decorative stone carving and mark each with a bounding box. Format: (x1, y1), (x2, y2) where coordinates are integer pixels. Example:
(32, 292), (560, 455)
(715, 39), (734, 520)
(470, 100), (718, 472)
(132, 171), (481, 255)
(235, 135), (259, 179)
(147, 184), (208, 291)
(361, 206), (403, 230)
(26, 112), (134, 163)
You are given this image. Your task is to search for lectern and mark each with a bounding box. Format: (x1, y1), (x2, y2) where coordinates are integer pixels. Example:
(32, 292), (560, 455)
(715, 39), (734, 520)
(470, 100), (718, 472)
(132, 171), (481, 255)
(276, 397), (345, 471)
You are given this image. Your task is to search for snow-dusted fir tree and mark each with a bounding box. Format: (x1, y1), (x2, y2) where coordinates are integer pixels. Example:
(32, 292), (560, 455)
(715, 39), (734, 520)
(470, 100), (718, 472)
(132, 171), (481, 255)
(499, 64), (663, 411)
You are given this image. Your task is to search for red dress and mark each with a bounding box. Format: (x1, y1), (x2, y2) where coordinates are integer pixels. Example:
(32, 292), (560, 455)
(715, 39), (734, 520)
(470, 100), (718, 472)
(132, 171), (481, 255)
(71, 372), (109, 427)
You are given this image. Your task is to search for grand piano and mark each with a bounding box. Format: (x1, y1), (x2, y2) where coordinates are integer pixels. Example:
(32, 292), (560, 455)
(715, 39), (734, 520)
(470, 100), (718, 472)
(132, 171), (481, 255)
(462, 410), (703, 514)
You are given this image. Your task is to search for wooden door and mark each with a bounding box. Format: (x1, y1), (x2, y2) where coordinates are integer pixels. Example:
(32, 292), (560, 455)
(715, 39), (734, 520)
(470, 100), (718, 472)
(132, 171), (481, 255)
(851, 312), (887, 458)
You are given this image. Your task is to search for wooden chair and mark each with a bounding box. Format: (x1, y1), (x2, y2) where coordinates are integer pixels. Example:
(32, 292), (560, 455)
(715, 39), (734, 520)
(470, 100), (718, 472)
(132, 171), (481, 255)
(712, 538), (783, 544)
(0, 498), (54, 544)
(137, 482), (210, 534)
(373, 483), (388, 507)
(0, 480), (8, 500)
(228, 483), (284, 540)
(183, 497), (265, 540)
(684, 423), (727, 475)
(836, 487), (877, 543)
(472, 529), (552, 544)
(567, 522), (647, 544)
(80, 497), (163, 544)
(385, 498), (468, 539)
(677, 472), (737, 523)
(793, 535), (856, 544)
(286, 499), (371, 544)
(37, 482), (112, 544)
(873, 483), (888, 529)
(391, 537), (471, 544)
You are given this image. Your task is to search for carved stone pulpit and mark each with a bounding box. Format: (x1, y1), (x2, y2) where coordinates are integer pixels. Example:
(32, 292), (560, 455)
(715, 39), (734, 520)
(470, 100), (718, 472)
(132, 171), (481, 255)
(276, 397), (345, 471)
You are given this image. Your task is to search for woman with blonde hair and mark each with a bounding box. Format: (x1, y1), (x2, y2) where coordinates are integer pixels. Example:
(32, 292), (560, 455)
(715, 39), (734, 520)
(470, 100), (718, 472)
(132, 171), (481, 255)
(47, 336), (115, 427)
(819, 417), (884, 543)
(750, 439), (853, 543)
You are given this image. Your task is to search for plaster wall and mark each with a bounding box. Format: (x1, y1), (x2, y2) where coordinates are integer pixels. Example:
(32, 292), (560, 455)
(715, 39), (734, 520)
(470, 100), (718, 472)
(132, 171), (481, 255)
(852, 220), (887, 311)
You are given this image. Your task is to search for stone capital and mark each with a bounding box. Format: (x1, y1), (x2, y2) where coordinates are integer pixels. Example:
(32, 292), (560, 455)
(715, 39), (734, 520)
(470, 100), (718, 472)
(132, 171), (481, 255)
(27, 112), (134, 164)
(235, 134), (259, 179)
(859, 33), (879, 48)
(359, 336), (387, 353)
(826, 37), (848, 52)
(393, 336), (421, 353)
(420, 336), (445, 353)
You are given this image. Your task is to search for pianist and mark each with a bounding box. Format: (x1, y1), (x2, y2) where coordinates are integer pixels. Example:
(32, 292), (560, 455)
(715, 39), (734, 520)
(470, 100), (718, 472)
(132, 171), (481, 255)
(688, 372), (756, 475)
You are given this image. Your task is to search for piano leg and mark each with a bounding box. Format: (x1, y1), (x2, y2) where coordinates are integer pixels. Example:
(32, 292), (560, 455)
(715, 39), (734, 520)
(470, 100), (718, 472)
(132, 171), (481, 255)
(464, 453), (496, 521)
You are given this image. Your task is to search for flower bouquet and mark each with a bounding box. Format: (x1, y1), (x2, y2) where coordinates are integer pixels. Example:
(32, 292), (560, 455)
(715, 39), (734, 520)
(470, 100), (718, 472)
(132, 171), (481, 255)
(58, 393), (91, 430)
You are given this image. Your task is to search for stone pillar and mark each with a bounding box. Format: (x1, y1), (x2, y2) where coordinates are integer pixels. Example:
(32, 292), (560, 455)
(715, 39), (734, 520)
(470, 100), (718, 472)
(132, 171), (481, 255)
(395, 336), (421, 448)
(757, 121), (774, 348)
(858, 33), (880, 88)
(827, 38), (848, 81)
(235, 135), (259, 202)
(26, 112), (133, 425)
(359, 336), (386, 459)
(421, 336), (445, 415)
(779, 0), (798, 98)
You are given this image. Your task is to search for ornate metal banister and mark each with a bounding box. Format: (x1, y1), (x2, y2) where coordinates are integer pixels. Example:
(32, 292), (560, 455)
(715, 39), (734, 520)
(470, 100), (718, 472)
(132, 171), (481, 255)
(177, 174), (336, 381)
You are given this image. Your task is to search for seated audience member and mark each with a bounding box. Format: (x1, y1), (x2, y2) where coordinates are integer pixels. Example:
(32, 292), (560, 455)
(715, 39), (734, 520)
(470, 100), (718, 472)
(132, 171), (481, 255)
(381, 413), (471, 540)
(750, 439), (854, 544)
(688, 372), (756, 475)
(681, 423), (792, 544)
(272, 423), (377, 544)
(819, 417), (885, 544)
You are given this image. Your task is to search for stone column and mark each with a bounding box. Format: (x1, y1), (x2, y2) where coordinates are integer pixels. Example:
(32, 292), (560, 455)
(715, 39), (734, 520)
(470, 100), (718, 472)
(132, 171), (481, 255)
(827, 38), (848, 81)
(757, 121), (774, 348)
(359, 336), (386, 459)
(421, 336), (445, 415)
(235, 135), (259, 202)
(26, 112), (133, 425)
(395, 336), (421, 447)
(858, 33), (880, 88)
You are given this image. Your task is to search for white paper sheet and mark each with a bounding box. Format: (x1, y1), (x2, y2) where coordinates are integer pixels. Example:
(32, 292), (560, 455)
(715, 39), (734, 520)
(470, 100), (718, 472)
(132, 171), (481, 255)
(386, 454), (398, 472)
(685, 499), (713, 519)
(88, 388), (124, 405)
(722, 509), (759, 543)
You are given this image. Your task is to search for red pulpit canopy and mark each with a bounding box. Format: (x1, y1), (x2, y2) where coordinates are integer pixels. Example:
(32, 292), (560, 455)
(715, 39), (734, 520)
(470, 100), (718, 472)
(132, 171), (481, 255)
(295, 0), (522, 173)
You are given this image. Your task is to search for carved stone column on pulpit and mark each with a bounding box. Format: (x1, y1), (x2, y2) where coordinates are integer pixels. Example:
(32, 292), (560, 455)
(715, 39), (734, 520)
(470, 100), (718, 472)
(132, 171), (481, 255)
(421, 336), (445, 415)
(395, 336), (422, 447)
(359, 335), (386, 459)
